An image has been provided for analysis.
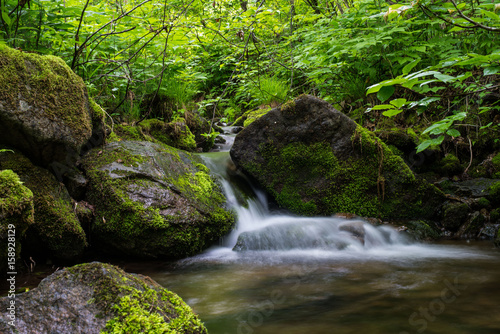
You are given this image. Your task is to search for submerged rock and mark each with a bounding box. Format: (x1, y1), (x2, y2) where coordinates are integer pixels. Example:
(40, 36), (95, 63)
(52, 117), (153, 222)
(230, 95), (444, 220)
(0, 45), (103, 168)
(0, 262), (207, 334)
(82, 140), (235, 258)
(0, 150), (86, 260)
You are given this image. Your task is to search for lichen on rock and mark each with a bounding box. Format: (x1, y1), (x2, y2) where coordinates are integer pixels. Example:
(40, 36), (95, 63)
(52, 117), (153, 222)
(0, 262), (207, 334)
(82, 140), (235, 258)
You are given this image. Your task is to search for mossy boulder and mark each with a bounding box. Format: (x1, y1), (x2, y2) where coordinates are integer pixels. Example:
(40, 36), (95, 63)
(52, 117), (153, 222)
(230, 95), (444, 220)
(0, 262), (207, 334)
(0, 150), (87, 260)
(441, 202), (469, 232)
(0, 169), (34, 274)
(81, 140), (235, 258)
(233, 107), (271, 128)
(109, 118), (197, 152)
(0, 45), (103, 168)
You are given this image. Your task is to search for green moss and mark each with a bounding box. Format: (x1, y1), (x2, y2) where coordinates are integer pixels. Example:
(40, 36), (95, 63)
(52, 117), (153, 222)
(0, 151), (87, 259)
(491, 208), (500, 223)
(0, 169), (34, 272)
(109, 119), (197, 151)
(437, 153), (462, 176)
(243, 107), (271, 127)
(487, 181), (500, 204)
(60, 262), (207, 333)
(241, 124), (440, 219)
(0, 169), (33, 217)
(82, 142), (234, 258)
(0, 44), (92, 145)
(442, 202), (469, 231)
(405, 220), (441, 240)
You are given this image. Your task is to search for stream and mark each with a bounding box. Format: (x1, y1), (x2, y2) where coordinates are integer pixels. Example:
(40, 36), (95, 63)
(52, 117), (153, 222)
(129, 130), (500, 334)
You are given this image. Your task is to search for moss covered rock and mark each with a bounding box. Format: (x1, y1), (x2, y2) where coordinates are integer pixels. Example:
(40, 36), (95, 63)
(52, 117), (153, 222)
(81, 140), (235, 258)
(0, 45), (102, 167)
(0, 262), (207, 334)
(0, 169), (34, 274)
(109, 118), (197, 152)
(230, 95), (444, 220)
(441, 202), (469, 232)
(0, 150), (87, 260)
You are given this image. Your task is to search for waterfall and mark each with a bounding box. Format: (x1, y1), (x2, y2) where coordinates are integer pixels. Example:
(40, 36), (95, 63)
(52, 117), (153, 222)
(200, 131), (409, 256)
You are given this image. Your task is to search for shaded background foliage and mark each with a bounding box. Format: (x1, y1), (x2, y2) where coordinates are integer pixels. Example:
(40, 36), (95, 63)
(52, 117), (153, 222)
(1, 0), (499, 160)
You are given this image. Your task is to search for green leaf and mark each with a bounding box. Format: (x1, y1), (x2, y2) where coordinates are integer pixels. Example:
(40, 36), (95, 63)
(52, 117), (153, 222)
(484, 66), (500, 76)
(402, 59), (420, 75)
(377, 85), (395, 102)
(1, 9), (11, 26)
(434, 73), (456, 83)
(390, 98), (407, 109)
(383, 109), (403, 117)
(446, 129), (461, 137)
(481, 9), (500, 20)
(416, 135), (444, 153)
(371, 104), (396, 110)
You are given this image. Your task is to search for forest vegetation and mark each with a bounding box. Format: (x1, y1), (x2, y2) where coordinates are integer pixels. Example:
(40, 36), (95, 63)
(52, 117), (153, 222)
(1, 0), (500, 168)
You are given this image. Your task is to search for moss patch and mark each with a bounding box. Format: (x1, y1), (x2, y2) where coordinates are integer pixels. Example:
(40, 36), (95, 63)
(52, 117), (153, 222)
(0, 169), (34, 273)
(53, 262), (207, 333)
(0, 44), (93, 165)
(82, 141), (235, 258)
(0, 150), (87, 260)
(109, 119), (197, 152)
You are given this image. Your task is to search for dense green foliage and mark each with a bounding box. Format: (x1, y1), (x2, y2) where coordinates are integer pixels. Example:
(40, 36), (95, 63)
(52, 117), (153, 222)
(1, 0), (499, 157)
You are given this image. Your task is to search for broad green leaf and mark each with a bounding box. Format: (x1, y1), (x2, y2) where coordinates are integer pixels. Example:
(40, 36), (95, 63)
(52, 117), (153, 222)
(383, 109), (403, 117)
(446, 129), (461, 137)
(402, 59), (420, 75)
(1, 9), (11, 26)
(481, 9), (500, 20)
(484, 66), (500, 76)
(390, 98), (407, 108)
(416, 135), (444, 153)
(371, 104), (396, 110)
(434, 73), (456, 83)
(366, 78), (407, 95)
(405, 70), (441, 80)
(377, 85), (395, 102)
(423, 121), (452, 135)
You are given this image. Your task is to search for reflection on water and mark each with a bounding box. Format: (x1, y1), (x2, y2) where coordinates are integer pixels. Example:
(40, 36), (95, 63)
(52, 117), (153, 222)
(124, 241), (500, 334)
(131, 151), (500, 334)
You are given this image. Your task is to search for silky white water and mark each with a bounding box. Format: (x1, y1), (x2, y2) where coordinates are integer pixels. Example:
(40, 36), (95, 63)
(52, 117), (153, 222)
(127, 139), (500, 334)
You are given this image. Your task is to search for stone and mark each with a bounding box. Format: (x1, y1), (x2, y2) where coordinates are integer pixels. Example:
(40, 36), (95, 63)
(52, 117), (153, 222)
(0, 150), (86, 260)
(230, 95), (444, 220)
(0, 262), (207, 334)
(0, 45), (103, 168)
(81, 140), (235, 258)
(0, 169), (34, 274)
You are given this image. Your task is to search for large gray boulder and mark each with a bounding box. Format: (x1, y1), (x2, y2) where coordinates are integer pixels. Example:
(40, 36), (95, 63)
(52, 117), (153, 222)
(0, 262), (207, 334)
(81, 140), (235, 258)
(230, 95), (444, 219)
(0, 44), (104, 169)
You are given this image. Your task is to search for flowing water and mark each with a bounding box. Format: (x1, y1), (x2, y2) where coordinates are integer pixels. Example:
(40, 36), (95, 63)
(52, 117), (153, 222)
(135, 131), (500, 334)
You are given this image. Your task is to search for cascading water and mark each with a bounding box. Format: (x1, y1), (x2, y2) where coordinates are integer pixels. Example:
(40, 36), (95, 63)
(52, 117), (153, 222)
(199, 128), (412, 260)
(142, 128), (500, 334)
